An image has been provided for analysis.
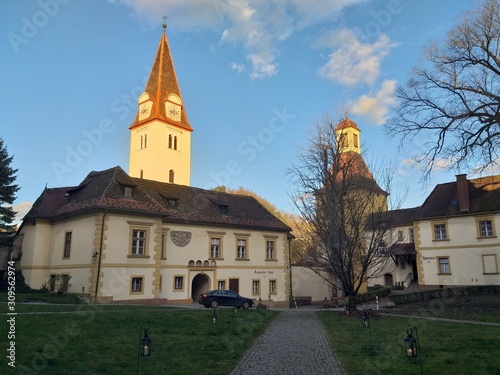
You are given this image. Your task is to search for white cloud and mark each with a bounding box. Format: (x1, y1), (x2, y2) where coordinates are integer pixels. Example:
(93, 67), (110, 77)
(112, 0), (367, 79)
(351, 80), (396, 125)
(11, 201), (33, 223)
(317, 29), (395, 86)
(229, 62), (246, 74)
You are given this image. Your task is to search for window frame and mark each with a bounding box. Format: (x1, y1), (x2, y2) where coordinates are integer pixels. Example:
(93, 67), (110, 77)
(476, 217), (496, 238)
(130, 276), (144, 294)
(252, 279), (260, 295)
(127, 222), (153, 258)
(235, 234), (250, 260)
(173, 275), (184, 291)
(264, 236), (278, 261)
(409, 227), (415, 243)
(482, 254), (499, 275)
(210, 237), (222, 259)
(217, 280), (226, 290)
(63, 231), (72, 258)
(437, 256), (451, 275)
(269, 279), (277, 296)
(432, 222), (449, 241)
(130, 228), (148, 256)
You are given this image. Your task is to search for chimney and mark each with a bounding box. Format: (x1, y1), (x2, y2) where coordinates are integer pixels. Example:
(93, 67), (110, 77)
(456, 174), (470, 212)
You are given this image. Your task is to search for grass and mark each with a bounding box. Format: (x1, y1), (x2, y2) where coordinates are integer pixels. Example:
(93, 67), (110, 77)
(3, 292), (500, 374)
(318, 294), (500, 375)
(1, 293), (278, 375)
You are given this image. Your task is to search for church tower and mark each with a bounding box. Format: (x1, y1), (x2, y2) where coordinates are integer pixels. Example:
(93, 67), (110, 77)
(129, 22), (193, 185)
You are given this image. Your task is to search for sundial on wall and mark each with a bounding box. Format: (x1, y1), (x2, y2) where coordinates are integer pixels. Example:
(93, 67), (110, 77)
(170, 231), (192, 247)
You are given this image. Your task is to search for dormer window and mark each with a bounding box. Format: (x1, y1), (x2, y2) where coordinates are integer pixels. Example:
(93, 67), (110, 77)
(124, 186), (133, 199)
(216, 204), (229, 215)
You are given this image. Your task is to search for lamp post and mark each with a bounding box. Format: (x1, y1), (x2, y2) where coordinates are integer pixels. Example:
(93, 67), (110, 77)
(404, 327), (423, 375)
(137, 327), (152, 374)
(362, 310), (370, 328)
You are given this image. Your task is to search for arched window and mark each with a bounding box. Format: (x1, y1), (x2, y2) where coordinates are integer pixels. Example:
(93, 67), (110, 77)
(140, 169), (143, 179)
(144, 134), (147, 148)
(168, 134), (172, 149)
(140, 135), (143, 149)
(174, 136), (178, 150)
(169, 169), (174, 183)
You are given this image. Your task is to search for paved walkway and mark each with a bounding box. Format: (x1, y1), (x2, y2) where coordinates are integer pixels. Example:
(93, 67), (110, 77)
(229, 310), (345, 375)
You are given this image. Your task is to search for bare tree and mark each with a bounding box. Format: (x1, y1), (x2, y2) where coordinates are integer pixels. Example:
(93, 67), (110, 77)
(387, 0), (500, 176)
(289, 115), (402, 308)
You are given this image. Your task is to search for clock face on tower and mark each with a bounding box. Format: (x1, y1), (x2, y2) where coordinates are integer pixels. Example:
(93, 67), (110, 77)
(138, 103), (151, 120)
(166, 102), (181, 122)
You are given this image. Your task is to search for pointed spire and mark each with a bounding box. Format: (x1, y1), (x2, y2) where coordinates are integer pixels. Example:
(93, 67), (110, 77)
(129, 22), (193, 132)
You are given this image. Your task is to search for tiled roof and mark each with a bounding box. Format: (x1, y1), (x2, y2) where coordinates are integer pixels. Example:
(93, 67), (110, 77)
(365, 206), (420, 230)
(388, 243), (415, 256)
(414, 175), (500, 219)
(336, 151), (387, 195)
(129, 33), (193, 132)
(23, 166), (291, 232)
(336, 117), (360, 131)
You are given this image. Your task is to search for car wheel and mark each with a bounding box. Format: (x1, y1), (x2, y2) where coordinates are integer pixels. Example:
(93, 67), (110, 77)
(242, 301), (251, 309)
(210, 299), (219, 308)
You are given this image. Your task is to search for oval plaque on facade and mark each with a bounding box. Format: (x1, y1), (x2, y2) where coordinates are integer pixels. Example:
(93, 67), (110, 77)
(170, 231), (192, 247)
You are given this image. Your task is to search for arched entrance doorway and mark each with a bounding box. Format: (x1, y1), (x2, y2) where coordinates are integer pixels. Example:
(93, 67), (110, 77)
(191, 273), (210, 301)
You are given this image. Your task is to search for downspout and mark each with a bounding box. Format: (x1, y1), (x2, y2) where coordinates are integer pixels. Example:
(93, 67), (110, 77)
(288, 232), (294, 308)
(94, 211), (107, 301)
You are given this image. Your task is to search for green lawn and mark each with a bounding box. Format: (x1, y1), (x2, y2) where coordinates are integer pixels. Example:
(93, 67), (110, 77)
(318, 309), (500, 375)
(1, 296), (278, 375)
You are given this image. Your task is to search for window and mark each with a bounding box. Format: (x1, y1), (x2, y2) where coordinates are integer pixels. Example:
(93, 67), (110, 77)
(269, 280), (277, 295)
(174, 276), (183, 290)
(63, 232), (72, 258)
(478, 219), (495, 238)
(218, 280), (225, 290)
(124, 186), (133, 199)
(397, 230), (403, 242)
(409, 228), (414, 243)
(159, 275), (163, 293)
(210, 237), (221, 258)
(433, 223), (448, 240)
(266, 240), (275, 260)
(437, 257), (451, 274)
(161, 233), (167, 259)
(131, 229), (147, 255)
(353, 133), (358, 148)
(169, 169), (174, 183)
(168, 134), (173, 149)
(237, 239), (247, 259)
(252, 280), (260, 295)
(61, 274), (70, 292)
(377, 242), (387, 255)
(131, 277), (143, 293)
(140, 134), (147, 149)
(174, 136), (178, 150)
(49, 275), (56, 292)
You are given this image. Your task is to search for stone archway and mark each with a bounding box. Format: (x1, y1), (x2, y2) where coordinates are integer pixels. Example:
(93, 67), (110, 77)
(191, 273), (210, 301)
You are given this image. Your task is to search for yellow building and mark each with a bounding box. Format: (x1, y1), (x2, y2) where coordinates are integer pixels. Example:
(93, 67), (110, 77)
(129, 24), (192, 186)
(16, 27), (292, 306)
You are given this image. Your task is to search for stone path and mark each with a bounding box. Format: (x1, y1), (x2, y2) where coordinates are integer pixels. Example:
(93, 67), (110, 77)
(229, 310), (345, 375)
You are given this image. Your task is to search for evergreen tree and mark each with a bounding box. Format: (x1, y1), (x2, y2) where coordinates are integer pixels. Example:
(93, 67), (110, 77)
(0, 138), (19, 231)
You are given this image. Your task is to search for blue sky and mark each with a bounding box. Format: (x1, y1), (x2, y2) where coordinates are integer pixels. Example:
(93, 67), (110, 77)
(1, 0), (486, 221)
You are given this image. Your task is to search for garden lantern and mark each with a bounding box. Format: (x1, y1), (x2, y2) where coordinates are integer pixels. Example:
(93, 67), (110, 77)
(404, 328), (418, 357)
(139, 327), (151, 356)
(362, 312), (370, 328)
(212, 308), (217, 324)
(233, 306), (238, 314)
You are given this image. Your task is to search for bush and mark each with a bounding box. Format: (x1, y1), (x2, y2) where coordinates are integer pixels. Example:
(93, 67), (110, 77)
(389, 285), (500, 305)
(356, 286), (391, 303)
